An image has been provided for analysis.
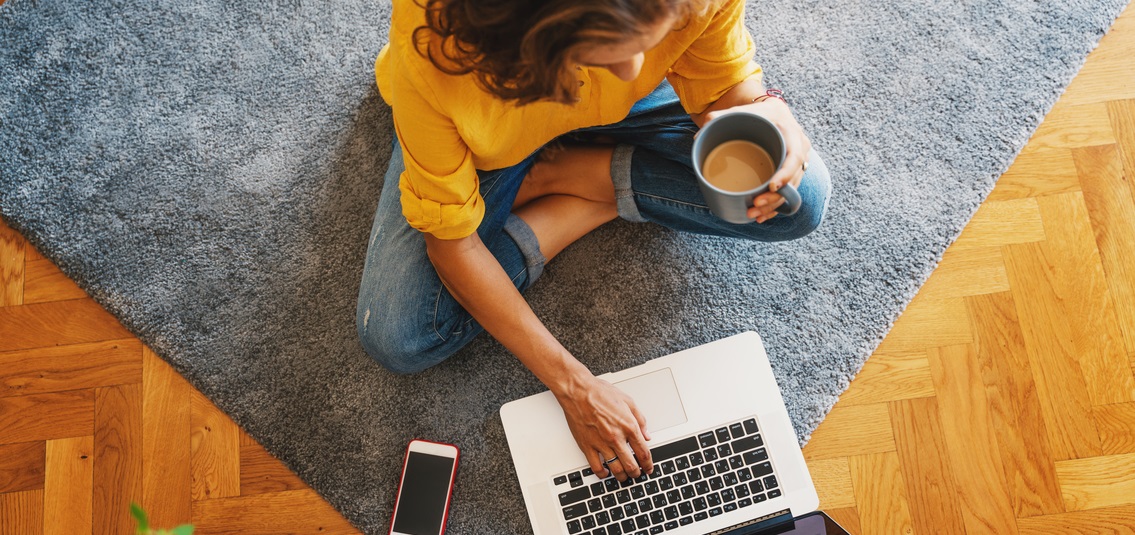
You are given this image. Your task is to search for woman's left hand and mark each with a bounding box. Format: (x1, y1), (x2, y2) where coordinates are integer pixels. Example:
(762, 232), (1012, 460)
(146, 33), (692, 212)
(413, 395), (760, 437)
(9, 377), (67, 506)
(702, 98), (812, 223)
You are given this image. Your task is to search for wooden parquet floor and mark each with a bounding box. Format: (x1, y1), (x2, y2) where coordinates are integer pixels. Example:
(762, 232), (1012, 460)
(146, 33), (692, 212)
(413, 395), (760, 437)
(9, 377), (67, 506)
(3, 4), (1135, 534)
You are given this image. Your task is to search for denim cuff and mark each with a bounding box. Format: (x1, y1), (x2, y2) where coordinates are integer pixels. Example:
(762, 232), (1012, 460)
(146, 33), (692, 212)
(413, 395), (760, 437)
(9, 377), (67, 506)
(502, 214), (546, 288)
(611, 144), (647, 223)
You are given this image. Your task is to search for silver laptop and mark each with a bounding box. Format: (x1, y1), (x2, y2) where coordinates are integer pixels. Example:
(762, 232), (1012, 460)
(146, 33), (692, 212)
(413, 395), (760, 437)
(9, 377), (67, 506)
(501, 331), (819, 535)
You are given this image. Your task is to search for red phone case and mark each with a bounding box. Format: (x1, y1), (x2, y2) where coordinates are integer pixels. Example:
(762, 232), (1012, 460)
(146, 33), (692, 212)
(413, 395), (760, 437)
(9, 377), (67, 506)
(388, 439), (460, 535)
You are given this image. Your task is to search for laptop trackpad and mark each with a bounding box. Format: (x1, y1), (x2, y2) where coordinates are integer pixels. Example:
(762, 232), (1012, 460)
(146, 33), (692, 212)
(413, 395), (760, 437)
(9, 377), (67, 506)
(614, 368), (687, 433)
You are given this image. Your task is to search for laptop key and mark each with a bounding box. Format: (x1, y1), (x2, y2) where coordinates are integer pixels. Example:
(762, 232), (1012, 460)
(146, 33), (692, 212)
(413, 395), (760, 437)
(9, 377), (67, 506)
(701, 464), (716, 478)
(664, 505), (679, 520)
(693, 497), (708, 511)
(605, 478), (620, 492)
(754, 493), (767, 503)
(715, 427), (731, 443)
(717, 444), (732, 457)
(680, 485), (695, 500)
(738, 497), (752, 508)
(723, 502), (737, 513)
(596, 511), (611, 525)
(675, 457), (690, 470)
(729, 422), (745, 439)
(715, 460), (730, 474)
(689, 451), (703, 465)
(695, 481), (710, 495)
(703, 448), (718, 462)
(738, 468), (753, 482)
(763, 475), (779, 490)
(768, 489), (782, 499)
(743, 418), (758, 435)
(649, 527), (664, 535)
(560, 487), (591, 507)
(611, 507), (625, 522)
(694, 511), (708, 521)
(709, 476), (724, 491)
(638, 498), (653, 512)
(650, 437), (699, 463)
(636, 514), (651, 529)
(709, 507), (723, 517)
(568, 520), (583, 534)
(729, 455), (745, 470)
(666, 490), (681, 503)
(659, 477), (674, 491)
(723, 472), (738, 486)
(631, 486), (646, 500)
(679, 516), (694, 526)
(608, 523), (622, 535)
(750, 480), (764, 493)
(684, 468), (698, 483)
(698, 432), (717, 448)
(584, 468), (594, 477)
(588, 498), (602, 513)
(563, 503), (589, 521)
(570, 471), (584, 487)
(735, 484), (750, 498)
(679, 502), (693, 516)
(622, 519), (637, 532)
(664, 521), (679, 530)
(652, 495), (667, 508)
(582, 516), (597, 529)
(555, 475), (568, 485)
(624, 503), (639, 517)
(660, 460), (675, 475)
(721, 488), (735, 502)
(650, 510), (665, 525)
(591, 482), (606, 496)
(603, 495), (617, 509)
(752, 462), (773, 478)
(732, 434), (765, 455)
(593, 527), (607, 535)
(617, 490), (631, 504)
(707, 492), (722, 507)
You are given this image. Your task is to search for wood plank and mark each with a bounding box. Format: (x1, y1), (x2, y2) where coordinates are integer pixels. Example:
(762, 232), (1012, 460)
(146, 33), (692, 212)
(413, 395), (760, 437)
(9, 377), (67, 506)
(0, 390), (94, 444)
(809, 457), (856, 510)
(802, 404), (895, 461)
(0, 217), (25, 307)
(191, 389), (240, 500)
(1056, 453), (1135, 512)
(0, 298), (133, 353)
(0, 441), (45, 494)
(1027, 101), (1116, 150)
(889, 397), (967, 535)
(190, 489), (361, 534)
(873, 296), (972, 352)
(1059, 15), (1135, 106)
(989, 146), (1081, 201)
(23, 258), (87, 304)
(927, 343), (1018, 534)
(1037, 193), (1135, 405)
(823, 508), (862, 535)
(837, 350), (935, 406)
(93, 383), (143, 535)
(950, 198), (1046, 250)
(141, 347), (192, 526)
(1017, 503), (1135, 535)
(916, 246), (1009, 300)
(967, 292), (1065, 517)
(1111, 99), (1135, 208)
(43, 436), (94, 535)
(0, 489), (44, 535)
(1095, 402), (1135, 455)
(0, 339), (142, 398)
(240, 443), (306, 496)
(848, 452), (913, 535)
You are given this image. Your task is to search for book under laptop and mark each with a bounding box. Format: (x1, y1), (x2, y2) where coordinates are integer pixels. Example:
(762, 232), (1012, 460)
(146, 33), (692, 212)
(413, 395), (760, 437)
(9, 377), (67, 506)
(501, 332), (822, 535)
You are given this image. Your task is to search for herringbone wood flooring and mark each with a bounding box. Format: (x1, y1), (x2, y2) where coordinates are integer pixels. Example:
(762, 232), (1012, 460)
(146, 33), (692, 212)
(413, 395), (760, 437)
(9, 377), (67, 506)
(3, 3), (1135, 533)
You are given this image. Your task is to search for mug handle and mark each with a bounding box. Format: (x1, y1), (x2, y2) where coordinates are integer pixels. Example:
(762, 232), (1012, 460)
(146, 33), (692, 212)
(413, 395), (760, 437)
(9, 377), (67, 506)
(774, 183), (802, 216)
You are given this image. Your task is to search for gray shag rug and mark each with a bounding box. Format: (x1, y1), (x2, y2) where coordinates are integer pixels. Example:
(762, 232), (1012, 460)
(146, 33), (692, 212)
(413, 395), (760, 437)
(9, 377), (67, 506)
(1, 0), (1126, 532)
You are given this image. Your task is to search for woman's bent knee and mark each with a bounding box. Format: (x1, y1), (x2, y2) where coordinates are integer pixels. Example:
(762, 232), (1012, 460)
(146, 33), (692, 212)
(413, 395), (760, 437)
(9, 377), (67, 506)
(356, 305), (448, 375)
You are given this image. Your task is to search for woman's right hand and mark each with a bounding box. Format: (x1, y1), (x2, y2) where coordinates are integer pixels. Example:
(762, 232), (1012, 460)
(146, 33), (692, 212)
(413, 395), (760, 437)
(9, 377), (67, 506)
(555, 375), (654, 481)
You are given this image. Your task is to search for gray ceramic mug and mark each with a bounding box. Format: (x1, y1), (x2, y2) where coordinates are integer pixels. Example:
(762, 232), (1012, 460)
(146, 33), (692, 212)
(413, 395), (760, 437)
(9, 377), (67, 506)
(692, 112), (801, 224)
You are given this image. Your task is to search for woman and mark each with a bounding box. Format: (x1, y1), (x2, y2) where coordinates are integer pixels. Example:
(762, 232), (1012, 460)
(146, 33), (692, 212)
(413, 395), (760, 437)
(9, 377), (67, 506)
(358, 0), (831, 483)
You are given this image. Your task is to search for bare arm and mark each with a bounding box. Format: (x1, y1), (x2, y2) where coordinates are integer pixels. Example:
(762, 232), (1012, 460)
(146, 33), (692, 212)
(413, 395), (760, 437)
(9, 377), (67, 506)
(424, 232), (653, 479)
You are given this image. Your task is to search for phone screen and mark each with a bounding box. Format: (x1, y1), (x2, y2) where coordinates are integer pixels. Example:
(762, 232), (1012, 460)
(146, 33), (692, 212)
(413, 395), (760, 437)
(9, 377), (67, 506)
(392, 451), (456, 535)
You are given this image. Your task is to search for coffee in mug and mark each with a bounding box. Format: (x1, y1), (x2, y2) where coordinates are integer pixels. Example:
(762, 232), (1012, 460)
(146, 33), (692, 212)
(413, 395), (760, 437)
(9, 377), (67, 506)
(702, 140), (776, 192)
(691, 111), (802, 223)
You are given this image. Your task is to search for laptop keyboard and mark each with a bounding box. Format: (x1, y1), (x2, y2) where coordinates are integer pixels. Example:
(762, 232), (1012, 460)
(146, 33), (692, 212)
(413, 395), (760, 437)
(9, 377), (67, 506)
(552, 417), (781, 535)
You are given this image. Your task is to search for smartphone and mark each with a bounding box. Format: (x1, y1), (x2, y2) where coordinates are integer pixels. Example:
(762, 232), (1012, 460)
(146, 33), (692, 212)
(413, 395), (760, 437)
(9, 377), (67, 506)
(761, 511), (853, 535)
(389, 439), (460, 535)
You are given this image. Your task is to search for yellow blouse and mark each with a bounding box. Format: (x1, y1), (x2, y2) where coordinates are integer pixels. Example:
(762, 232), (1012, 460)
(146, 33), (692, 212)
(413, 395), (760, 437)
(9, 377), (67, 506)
(375, 0), (763, 239)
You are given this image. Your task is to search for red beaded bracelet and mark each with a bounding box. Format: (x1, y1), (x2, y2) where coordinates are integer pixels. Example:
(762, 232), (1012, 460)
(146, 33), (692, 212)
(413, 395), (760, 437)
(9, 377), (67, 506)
(752, 88), (787, 104)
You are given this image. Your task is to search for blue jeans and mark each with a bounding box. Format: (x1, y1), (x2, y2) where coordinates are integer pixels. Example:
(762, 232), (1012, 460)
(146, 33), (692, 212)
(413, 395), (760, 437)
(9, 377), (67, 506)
(357, 80), (831, 373)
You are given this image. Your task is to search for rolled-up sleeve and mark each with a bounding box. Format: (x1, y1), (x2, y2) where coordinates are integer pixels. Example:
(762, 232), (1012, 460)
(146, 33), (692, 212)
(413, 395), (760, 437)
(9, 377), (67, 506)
(666, 0), (764, 115)
(384, 56), (484, 240)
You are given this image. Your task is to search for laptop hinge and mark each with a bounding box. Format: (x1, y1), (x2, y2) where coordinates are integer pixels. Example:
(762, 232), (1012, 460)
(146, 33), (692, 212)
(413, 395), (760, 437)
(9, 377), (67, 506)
(709, 508), (794, 535)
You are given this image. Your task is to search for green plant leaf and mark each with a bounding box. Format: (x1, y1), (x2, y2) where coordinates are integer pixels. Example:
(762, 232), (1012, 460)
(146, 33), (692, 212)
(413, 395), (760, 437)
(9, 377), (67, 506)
(170, 525), (195, 535)
(130, 502), (150, 532)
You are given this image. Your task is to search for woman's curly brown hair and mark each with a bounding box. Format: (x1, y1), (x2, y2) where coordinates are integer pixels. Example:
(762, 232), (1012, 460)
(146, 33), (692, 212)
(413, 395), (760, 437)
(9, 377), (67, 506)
(412, 0), (710, 106)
